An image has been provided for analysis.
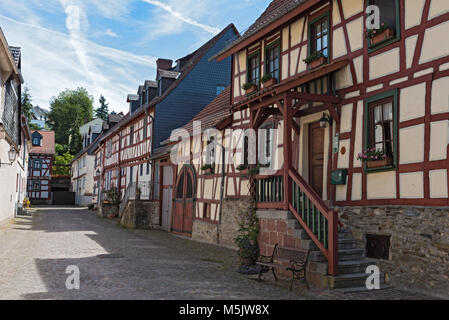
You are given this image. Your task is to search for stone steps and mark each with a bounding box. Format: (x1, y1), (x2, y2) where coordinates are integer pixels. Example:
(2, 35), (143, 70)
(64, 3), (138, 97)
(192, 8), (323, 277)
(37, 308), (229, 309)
(327, 272), (386, 289)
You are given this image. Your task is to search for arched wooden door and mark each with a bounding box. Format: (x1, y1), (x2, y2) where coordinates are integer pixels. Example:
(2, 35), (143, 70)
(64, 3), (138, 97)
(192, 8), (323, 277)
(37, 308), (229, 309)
(172, 165), (196, 237)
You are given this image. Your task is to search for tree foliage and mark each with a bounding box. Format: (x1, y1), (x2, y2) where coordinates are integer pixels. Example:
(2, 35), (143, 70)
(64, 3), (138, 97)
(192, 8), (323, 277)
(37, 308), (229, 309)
(48, 88), (93, 155)
(53, 152), (74, 176)
(21, 87), (33, 123)
(95, 95), (109, 121)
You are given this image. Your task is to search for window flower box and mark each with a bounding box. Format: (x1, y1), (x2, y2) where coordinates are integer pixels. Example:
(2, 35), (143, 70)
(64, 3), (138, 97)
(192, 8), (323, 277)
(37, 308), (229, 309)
(201, 165), (214, 174)
(261, 74), (277, 88)
(237, 164), (249, 175)
(242, 83), (257, 95)
(366, 157), (393, 169)
(303, 52), (326, 70)
(370, 28), (395, 46)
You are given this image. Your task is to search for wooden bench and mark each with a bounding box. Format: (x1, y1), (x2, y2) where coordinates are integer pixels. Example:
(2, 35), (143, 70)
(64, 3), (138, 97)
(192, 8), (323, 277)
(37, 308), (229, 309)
(256, 244), (309, 291)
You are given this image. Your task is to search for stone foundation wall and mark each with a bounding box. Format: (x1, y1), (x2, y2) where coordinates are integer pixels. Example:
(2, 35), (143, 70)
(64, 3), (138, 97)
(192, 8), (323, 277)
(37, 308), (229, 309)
(190, 198), (251, 249)
(120, 200), (159, 230)
(98, 203), (118, 218)
(257, 210), (324, 286)
(338, 206), (449, 299)
(192, 220), (218, 244)
(219, 198), (251, 249)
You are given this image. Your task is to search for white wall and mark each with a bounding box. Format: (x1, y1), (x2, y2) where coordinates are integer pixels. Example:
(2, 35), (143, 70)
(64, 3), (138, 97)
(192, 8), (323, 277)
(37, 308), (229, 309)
(0, 139), (19, 225)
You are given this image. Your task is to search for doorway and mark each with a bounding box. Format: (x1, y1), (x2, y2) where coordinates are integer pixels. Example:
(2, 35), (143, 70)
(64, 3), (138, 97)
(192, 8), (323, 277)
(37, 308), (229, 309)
(161, 165), (173, 232)
(308, 121), (325, 197)
(172, 165), (196, 237)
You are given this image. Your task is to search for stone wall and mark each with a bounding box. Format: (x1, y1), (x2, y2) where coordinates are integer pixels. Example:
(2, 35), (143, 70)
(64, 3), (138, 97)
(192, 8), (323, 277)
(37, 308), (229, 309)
(192, 220), (218, 244)
(98, 203), (118, 218)
(190, 198), (251, 249)
(338, 206), (449, 299)
(219, 198), (251, 249)
(120, 200), (159, 230)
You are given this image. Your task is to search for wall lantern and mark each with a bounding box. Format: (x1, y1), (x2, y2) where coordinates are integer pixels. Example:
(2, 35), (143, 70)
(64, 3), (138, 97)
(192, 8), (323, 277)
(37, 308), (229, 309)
(0, 146), (18, 168)
(319, 113), (333, 128)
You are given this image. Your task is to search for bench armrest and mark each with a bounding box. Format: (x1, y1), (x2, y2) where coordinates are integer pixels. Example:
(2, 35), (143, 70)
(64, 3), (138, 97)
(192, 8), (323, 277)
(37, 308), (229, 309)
(257, 255), (273, 263)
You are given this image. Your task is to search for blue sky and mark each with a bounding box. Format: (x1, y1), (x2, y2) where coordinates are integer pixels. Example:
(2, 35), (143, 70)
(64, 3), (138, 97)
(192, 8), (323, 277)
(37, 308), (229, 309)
(0, 0), (271, 114)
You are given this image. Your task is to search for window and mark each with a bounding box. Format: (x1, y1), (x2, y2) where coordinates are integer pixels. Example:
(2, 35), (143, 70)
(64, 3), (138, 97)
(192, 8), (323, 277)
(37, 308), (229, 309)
(243, 136), (249, 166)
(366, 234), (391, 260)
(146, 161), (151, 175)
(33, 160), (42, 170)
(247, 51), (261, 87)
(367, 0), (400, 51)
(216, 85), (226, 95)
(32, 180), (40, 191)
(140, 164), (143, 176)
(129, 125), (134, 145)
(259, 123), (274, 165)
(153, 163), (160, 200)
(364, 89), (398, 171)
(203, 203), (211, 220)
(206, 136), (216, 172)
(309, 14), (329, 58)
(143, 117), (148, 139)
(265, 41), (280, 80)
(32, 137), (40, 146)
(130, 166), (134, 183)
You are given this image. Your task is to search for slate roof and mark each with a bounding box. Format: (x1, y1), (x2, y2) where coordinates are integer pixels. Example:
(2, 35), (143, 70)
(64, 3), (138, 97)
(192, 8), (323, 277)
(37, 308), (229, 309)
(212, 0), (309, 60)
(9, 46), (20, 66)
(98, 23), (238, 144)
(30, 130), (55, 155)
(181, 86), (231, 135)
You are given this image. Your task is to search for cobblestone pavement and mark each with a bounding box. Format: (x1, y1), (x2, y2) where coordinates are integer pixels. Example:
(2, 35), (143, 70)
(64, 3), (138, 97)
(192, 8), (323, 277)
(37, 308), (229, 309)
(0, 207), (437, 300)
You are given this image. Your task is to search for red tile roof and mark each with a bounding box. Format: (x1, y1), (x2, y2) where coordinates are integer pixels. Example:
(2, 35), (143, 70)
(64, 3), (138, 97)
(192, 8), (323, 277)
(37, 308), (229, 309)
(30, 130), (55, 155)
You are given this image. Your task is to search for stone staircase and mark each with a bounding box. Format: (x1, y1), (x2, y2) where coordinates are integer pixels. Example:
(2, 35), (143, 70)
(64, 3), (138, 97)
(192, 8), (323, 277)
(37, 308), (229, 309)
(260, 210), (388, 291)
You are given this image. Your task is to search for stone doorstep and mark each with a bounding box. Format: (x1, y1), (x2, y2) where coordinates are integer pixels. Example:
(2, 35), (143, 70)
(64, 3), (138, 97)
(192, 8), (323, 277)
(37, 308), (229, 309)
(256, 210), (293, 220)
(325, 272), (386, 290)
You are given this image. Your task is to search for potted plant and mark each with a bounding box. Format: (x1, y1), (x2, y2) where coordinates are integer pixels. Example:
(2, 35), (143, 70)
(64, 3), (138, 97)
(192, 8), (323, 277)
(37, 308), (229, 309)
(242, 82), (257, 95)
(201, 164), (214, 174)
(357, 148), (392, 169)
(365, 23), (395, 47)
(261, 74), (277, 88)
(237, 164), (249, 175)
(234, 207), (260, 267)
(303, 51), (326, 69)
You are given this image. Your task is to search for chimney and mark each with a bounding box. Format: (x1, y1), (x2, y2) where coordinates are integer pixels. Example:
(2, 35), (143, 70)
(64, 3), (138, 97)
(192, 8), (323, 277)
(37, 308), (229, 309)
(156, 58), (173, 71)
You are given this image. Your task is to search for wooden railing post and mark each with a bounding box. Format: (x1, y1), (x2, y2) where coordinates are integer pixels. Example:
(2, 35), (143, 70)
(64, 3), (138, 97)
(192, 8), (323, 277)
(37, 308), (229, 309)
(282, 95), (292, 210)
(328, 210), (339, 276)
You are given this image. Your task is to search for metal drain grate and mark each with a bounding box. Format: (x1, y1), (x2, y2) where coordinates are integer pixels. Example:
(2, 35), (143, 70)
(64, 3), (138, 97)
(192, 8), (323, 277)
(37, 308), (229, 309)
(96, 254), (125, 259)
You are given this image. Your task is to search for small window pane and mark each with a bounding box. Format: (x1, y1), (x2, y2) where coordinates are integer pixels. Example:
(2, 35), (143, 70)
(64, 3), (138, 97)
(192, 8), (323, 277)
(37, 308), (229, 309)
(383, 103), (393, 120)
(374, 125), (383, 144)
(374, 106), (382, 123)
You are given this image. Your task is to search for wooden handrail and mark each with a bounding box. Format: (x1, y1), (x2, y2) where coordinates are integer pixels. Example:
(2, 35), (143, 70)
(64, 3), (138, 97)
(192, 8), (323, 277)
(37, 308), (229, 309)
(288, 169), (332, 219)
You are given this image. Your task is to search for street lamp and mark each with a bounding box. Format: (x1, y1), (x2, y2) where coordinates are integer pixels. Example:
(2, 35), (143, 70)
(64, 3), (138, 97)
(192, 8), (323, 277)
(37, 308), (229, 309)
(0, 146), (17, 167)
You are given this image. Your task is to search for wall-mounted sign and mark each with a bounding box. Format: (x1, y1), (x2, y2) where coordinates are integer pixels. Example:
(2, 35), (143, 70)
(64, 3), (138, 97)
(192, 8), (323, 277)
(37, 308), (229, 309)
(333, 133), (340, 154)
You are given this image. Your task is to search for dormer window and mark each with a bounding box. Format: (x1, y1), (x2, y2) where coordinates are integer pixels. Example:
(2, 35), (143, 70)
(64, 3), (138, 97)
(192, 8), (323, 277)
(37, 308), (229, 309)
(31, 132), (42, 146)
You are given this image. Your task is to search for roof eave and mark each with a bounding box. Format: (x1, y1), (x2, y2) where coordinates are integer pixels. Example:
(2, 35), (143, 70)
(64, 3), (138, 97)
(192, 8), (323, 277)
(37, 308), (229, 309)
(214, 0), (321, 62)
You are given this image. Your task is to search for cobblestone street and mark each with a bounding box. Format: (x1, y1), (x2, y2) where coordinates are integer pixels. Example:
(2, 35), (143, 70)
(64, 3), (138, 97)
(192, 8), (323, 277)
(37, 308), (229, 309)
(0, 207), (436, 300)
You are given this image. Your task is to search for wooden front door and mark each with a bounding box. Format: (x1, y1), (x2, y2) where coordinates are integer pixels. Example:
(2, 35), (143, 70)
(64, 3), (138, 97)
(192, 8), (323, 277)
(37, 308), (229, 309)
(161, 165), (173, 232)
(308, 122), (325, 197)
(172, 166), (195, 237)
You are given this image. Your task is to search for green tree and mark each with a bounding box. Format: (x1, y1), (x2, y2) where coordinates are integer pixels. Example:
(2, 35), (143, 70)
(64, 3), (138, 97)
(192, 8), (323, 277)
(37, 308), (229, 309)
(21, 87), (33, 122)
(29, 123), (42, 131)
(48, 88), (94, 154)
(96, 95), (109, 121)
(53, 152), (74, 176)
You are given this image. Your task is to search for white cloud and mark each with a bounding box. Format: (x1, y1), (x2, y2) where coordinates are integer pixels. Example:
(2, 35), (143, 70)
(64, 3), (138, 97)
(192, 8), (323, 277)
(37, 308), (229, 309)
(0, 13), (156, 113)
(141, 0), (220, 35)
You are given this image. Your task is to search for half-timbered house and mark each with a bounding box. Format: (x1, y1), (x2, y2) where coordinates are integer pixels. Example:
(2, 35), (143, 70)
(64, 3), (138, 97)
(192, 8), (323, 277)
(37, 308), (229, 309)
(27, 130), (55, 204)
(0, 28), (25, 223)
(94, 24), (238, 220)
(205, 0), (449, 296)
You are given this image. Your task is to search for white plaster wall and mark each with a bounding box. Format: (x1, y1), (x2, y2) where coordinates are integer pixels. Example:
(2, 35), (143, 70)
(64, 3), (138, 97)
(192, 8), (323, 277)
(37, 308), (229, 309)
(399, 172), (424, 199)
(400, 82), (426, 122)
(399, 124), (425, 164)
(367, 171), (397, 200)
(429, 169), (448, 198)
